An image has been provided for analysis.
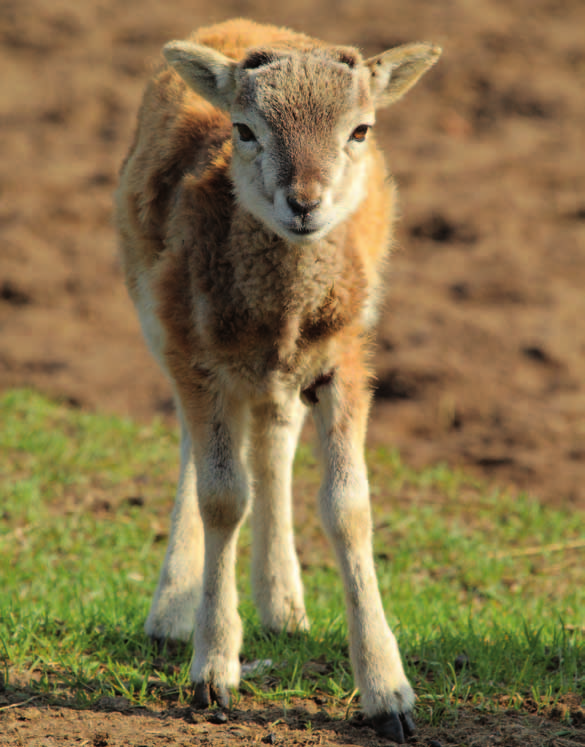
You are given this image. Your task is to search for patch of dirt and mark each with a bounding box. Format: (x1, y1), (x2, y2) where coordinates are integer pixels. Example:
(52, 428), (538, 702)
(1, 693), (584, 747)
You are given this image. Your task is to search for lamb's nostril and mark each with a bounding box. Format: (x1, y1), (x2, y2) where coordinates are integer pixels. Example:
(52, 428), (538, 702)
(286, 195), (321, 216)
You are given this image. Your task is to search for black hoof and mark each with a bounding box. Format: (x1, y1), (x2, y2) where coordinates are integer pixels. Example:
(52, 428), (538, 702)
(192, 681), (211, 709)
(149, 635), (165, 652)
(192, 681), (230, 710)
(149, 636), (184, 658)
(370, 711), (416, 743)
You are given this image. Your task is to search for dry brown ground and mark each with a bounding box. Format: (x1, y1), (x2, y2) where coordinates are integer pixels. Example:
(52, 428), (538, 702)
(1, 0), (584, 744)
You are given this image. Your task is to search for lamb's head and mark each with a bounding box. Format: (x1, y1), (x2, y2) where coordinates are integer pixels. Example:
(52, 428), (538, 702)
(164, 37), (441, 244)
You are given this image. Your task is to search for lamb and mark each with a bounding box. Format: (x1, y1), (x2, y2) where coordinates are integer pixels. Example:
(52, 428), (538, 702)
(115, 19), (440, 742)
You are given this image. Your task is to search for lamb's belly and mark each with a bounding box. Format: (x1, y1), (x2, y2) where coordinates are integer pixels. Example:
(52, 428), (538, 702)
(212, 343), (332, 404)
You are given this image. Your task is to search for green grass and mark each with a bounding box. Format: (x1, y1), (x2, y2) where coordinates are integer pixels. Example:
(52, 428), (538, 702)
(0, 388), (583, 723)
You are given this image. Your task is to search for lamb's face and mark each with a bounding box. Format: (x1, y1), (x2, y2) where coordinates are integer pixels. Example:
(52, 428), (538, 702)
(163, 36), (440, 244)
(229, 48), (376, 244)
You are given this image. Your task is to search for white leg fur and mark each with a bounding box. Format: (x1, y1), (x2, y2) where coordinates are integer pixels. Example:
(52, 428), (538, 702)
(312, 378), (414, 718)
(250, 397), (308, 632)
(145, 411), (204, 642)
(188, 403), (251, 699)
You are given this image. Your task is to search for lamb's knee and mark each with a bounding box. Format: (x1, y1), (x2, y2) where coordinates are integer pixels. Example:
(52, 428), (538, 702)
(197, 433), (250, 531)
(322, 502), (372, 551)
(198, 462), (250, 529)
(200, 492), (249, 532)
(319, 468), (371, 548)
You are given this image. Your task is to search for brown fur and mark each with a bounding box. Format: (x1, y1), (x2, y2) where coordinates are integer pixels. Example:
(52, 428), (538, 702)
(117, 20), (394, 398)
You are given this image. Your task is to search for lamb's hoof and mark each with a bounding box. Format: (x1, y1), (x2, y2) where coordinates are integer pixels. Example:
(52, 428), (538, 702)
(370, 711), (416, 743)
(149, 636), (187, 659)
(192, 681), (230, 710)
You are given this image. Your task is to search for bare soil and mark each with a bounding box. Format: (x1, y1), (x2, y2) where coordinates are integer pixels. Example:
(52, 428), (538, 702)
(1, 693), (584, 747)
(1, 0), (584, 744)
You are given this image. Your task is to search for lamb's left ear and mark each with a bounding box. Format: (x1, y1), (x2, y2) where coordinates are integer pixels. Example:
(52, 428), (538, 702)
(163, 41), (237, 110)
(365, 42), (442, 108)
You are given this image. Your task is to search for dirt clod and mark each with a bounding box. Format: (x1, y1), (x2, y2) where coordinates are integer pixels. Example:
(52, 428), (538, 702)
(454, 653), (470, 671)
(207, 711), (228, 725)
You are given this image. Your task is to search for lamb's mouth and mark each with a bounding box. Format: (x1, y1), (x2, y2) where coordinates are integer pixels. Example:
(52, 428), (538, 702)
(288, 225), (318, 236)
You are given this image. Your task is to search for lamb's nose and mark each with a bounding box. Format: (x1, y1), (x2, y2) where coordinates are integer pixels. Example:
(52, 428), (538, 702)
(286, 195), (321, 217)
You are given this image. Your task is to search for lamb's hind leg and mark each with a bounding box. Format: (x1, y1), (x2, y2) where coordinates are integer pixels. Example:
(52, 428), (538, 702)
(310, 361), (415, 744)
(250, 396), (308, 633)
(145, 407), (204, 643)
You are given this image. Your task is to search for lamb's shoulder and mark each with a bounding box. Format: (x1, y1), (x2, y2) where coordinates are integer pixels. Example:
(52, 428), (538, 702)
(116, 68), (232, 279)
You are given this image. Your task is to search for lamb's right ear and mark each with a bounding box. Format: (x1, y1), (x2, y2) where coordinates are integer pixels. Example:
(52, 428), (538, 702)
(163, 41), (237, 110)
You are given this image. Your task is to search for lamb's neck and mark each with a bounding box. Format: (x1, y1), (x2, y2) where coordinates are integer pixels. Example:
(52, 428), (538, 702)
(227, 209), (349, 318)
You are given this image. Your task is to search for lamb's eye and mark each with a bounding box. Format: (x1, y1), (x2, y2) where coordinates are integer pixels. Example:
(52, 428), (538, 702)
(234, 123), (257, 143)
(350, 124), (370, 143)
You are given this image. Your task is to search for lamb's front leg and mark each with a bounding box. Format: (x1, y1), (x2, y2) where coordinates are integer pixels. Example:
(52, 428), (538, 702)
(189, 402), (251, 709)
(250, 396), (308, 633)
(310, 368), (415, 744)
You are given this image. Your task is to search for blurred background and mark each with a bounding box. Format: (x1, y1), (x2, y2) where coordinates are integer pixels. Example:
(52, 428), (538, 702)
(1, 0), (584, 509)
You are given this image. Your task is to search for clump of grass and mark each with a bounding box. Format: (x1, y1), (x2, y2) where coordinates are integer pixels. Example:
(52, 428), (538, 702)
(0, 389), (583, 720)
